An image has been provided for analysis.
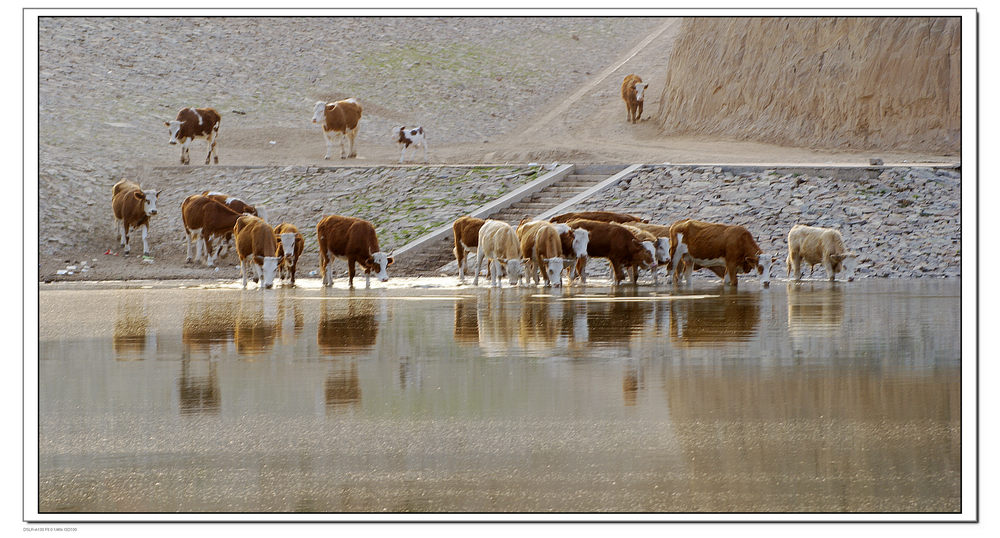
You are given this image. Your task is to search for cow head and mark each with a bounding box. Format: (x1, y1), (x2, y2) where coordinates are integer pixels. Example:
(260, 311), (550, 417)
(670, 232), (689, 271)
(832, 252), (859, 281)
(278, 232), (297, 260)
(312, 101), (329, 125)
(259, 256), (280, 289)
(371, 252), (393, 282)
(756, 253), (773, 287)
(635, 82), (648, 102)
(543, 257), (564, 287)
(571, 228), (590, 258)
(639, 241), (658, 269)
(505, 258), (525, 286)
(164, 120), (183, 145)
(134, 189), (159, 215)
(654, 237), (671, 266)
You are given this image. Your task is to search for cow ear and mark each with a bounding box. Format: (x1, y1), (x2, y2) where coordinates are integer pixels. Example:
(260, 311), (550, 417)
(164, 121), (170, 127)
(133, 191), (143, 200)
(386, 257), (394, 266)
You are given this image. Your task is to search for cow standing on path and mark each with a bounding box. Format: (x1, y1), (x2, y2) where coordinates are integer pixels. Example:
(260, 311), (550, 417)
(165, 107), (221, 165)
(621, 74), (648, 124)
(312, 99), (363, 160)
(395, 126), (429, 163)
(453, 216), (486, 283)
(111, 180), (160, 256)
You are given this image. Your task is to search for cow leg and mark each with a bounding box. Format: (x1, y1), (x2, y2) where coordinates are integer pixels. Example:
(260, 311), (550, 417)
(421, 140), (429, 163)
(347, 260), (357, 289)
(791, 252), (803, 280)
(365, 267), (372, 289)
(473, 251), (484, 286)
(240, 258), (249, 288)
(339, 132), (347, 159)
(206, 131), (218, 165)
(204, 236), (216, 267)
(574, 256), (588, 285)
(289, 260), (296, 286)
(320, 251), (331, 287)
(323, 131), (334, 160)
(491, 260), (502, 288)
(636, 101), (643, 123)
(629, 264), (639, 284)
(399, 146), (407, 164)
(122, 223), (131, 254)
(823, 255), (836, 282)
(140, 224), (150, 256)
(347, 128), (358, 158)
(456, 246), (466, 282)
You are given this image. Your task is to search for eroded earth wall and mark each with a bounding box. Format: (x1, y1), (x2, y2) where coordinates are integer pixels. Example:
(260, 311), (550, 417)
(655, 17), (961, 153)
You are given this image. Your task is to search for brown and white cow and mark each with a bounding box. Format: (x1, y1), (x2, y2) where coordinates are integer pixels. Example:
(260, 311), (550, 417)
(164, 107), (221, 165)
(530, 222), (566, 288)
(312, 99), (362, 160)
(631, 221), (687, 283)
(565, 219), (655, 286)
(395, 126), (429, 164)
(474, 220), (524, 288)
(453, 216), (486, 283)
(621, 224), (661, 283)
(273, 222), (305, 286)
(316, 215), (393, 289)
(201, 191), (266, 259)
(786, 224), (858, 282)
(181, 195), (245, 266)
(669, 219), (772, 287)
(233, 215), (280, 289)
(111, 180), (160, 256)
(550, 210), (646, 225)
(621, 74), (648, 124)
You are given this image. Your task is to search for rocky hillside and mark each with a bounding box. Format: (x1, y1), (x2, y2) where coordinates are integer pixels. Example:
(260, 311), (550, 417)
(655, 17), (961, 154)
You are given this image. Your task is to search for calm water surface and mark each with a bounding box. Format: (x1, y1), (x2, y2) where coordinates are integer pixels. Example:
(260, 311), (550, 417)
(37, 278), (962, 513)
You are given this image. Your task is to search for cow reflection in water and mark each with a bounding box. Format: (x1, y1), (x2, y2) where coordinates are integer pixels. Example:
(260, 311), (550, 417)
(234, 293), (281, 356)
(622, 359), (644, 407)
(581, 292), (655, 345)
(318, 297), (379, 410)
(453, 297), (480, 345)
(113, 298), (154, 360)
(669, 290), (761, 346)
(786, 283), (845, 339)
(177, 358), (220, 415)
(519, 298), (563, 351)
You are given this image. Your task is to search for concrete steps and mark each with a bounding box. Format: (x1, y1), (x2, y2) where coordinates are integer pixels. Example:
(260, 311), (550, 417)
(392, 165), (631, 276)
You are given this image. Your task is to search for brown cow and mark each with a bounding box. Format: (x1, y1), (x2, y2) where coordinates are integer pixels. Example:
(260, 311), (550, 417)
(668, 219), (772, 287)
(233, 215), (280, 289)
(317, 215), (393, 289)
(550, 210), (646, 225)
(531, 222), (566, 287)
(453, 216), (486, 283)
(565, 219), (655, 286)
(312, 99), (363, 160)
(164, 107), (221, 165)
(621, 74), (648, 124)
(273, 222), (305, 286)
(181, 195), (245, 266)
(200, 191), (265, 260)
(111, 180), (160, 256)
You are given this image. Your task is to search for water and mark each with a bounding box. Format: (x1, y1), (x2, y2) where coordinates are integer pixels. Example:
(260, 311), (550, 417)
(37, 278), (962, 513)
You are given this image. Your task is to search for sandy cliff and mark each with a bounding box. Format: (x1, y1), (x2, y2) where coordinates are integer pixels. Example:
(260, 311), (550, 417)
(655, 17), (961, 154)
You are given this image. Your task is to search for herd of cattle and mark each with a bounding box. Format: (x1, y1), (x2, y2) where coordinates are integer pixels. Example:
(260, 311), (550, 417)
(111, 73), (859, 289)
(110, 179), (859, 290)
(162, 73), (646, 168)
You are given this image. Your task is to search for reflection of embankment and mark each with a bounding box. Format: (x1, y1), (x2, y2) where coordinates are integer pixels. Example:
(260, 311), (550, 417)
(182, 297), (238, 357)
(113, 298), (153, 360)
(669, 292), (760, 347)
(663, 370), (960, 511)
(787, 283), (845, 339)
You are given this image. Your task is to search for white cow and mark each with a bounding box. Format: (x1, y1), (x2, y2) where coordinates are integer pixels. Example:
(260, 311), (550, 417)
(786, 224), (858, 282)
(395, 126), (429, 164)
(474, 220), (525, 288)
